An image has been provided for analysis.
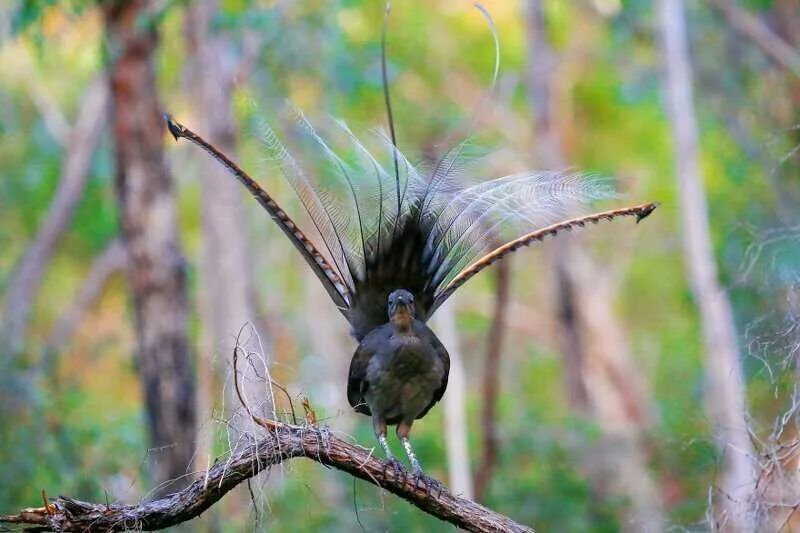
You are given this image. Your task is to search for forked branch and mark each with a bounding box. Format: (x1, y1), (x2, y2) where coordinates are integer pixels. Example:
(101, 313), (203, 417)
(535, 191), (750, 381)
(0, 421), (532, 532)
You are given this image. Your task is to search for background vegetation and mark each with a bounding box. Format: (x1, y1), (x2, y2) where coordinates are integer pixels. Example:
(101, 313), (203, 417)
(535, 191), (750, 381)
(0, 0), (798, 531)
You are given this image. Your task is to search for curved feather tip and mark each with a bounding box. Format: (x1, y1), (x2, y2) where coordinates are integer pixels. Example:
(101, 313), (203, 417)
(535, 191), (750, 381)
(163, 113), (183, 142)
(636, 201), (660, 223)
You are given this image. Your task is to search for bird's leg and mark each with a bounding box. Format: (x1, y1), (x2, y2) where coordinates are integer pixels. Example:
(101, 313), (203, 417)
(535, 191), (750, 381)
(401, 436), (421, 474)
(397, 421), (445, 495)
(374, 419), (394, 459)
(374, 418), (406, 482)
(396, 421), (421, 474)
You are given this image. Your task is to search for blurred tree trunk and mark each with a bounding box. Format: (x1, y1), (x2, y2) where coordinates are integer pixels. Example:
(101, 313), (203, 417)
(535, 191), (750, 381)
(775, 0), (800, 44)
(657, 0), (756, 530)
(184, 0), (262, 465)
(473, 257), (510, 501)
(103, 0), (196, 492)
(525, 1), (665, 530)
(525, 0), (589, 415)
(434, 300), (474, 499)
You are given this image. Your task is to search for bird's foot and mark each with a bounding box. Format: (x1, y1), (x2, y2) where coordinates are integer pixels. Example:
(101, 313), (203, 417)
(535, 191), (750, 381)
(383, 457), (407, 483)
(411, 469), (447, 497)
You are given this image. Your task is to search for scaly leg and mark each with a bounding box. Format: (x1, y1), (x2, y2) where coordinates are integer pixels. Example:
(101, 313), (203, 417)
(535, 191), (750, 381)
(374, 417), (406, 481)
(397, 421), (446, 495)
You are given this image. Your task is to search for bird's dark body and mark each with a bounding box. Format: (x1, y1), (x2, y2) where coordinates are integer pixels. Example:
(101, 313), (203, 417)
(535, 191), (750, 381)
(347, 318), (450, 425)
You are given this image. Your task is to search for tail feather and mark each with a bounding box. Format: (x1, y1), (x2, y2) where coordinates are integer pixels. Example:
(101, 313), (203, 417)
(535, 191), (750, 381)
(381, 2), (400, 213)
(168, 113), (658, 340)
(260, 120), (358, 293)
(429, 202), (659, 314)
(164, 115), (352, 310)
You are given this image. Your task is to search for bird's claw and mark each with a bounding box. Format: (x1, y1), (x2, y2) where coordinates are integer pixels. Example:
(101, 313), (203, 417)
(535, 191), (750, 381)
(411, 469), (446, 497)
(383, 457), (407, 483)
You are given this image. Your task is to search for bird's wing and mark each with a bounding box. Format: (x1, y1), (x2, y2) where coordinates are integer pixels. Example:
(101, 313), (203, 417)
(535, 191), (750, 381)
(164, 115), (352, 310)
(415, 324), (450, 420)
(347, 336), (378, 415)
(428, 202), (658, 315)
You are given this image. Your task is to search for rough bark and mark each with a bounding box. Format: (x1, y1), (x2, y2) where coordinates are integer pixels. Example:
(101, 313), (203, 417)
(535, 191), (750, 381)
(474, 257), (510, 500)
(0, 420), (531, 533)
(525, 1), (665, 530)
(657, 0), (756, 529)
(103, 0), (196, 491)
(0, 77), (108, 357)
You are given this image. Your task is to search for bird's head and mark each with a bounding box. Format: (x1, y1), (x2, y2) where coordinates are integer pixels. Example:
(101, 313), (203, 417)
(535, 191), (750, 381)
(388, 289), (415, 330)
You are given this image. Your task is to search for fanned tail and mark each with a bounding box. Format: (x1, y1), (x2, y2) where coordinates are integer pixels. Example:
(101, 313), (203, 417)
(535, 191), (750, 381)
(428, 202), (659, 314)
(164, 114), (352, 310)
(166, 114), (658, 330)
(168, 4), (659, 341)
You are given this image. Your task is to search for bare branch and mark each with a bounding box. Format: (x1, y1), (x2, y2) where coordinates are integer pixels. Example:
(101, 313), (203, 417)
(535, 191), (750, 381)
(0, 422), (533, 532)
(18, 47), (71, 146)
(708, 0), (800, 77)
(45, 238), (126, 352)
(0, 77), (108, 356)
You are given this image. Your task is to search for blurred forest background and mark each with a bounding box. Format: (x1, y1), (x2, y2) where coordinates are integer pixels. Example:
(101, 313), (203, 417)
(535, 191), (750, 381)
(1, 0), (799, 531)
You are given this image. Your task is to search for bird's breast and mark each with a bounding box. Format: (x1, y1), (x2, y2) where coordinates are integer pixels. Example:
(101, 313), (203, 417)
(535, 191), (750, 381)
(379, 334), (441, 375)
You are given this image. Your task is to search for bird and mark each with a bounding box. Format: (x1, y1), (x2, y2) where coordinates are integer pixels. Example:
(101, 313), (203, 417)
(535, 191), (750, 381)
(164, 6), (658, 486)
(346, 288), (449, 478)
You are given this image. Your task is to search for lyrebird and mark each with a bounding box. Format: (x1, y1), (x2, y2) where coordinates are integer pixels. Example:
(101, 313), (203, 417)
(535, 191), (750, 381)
(165, 8), (656, 488)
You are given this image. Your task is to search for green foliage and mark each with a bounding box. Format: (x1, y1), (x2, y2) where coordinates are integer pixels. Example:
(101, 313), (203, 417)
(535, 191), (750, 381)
(11, 0), (59, 35)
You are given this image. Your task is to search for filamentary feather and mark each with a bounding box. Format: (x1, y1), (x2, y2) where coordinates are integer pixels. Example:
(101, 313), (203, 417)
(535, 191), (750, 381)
(166, 110), (656, 483)
(255, 112), (639, 340)
(164, 3), (656, 485)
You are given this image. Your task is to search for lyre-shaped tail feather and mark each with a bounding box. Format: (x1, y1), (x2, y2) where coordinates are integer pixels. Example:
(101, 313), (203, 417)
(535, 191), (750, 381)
(428, 202), (659, 314)
(164, 114), (351, 310)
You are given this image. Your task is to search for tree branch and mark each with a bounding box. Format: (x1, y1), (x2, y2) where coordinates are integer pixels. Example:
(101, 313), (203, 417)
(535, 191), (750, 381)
(45, 238), (126, 354)
(708, 0), (800, 77)
(0, 77), (108, 356)
(0, 421), (533, 532)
